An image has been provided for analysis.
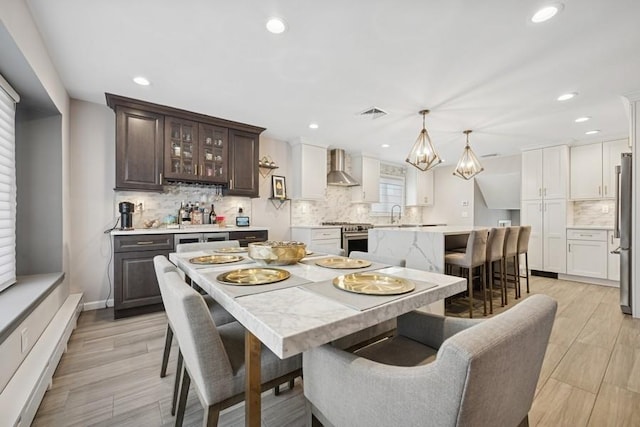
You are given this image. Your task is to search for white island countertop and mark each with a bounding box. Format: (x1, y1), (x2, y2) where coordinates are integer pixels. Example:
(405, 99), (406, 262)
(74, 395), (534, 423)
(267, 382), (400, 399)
(111, 225), (268, 235)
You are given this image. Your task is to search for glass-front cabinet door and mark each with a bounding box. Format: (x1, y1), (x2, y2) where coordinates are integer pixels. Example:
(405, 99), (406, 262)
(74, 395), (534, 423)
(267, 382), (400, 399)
(198, 124), (228, 183)
(164, 117), (198, 180)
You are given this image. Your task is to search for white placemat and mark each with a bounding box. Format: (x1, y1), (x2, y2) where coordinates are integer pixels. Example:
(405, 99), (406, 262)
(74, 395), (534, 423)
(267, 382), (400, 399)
(174, 252), (254, 269)
(300, 278), (438, 311)
(298, 257), (390, 275)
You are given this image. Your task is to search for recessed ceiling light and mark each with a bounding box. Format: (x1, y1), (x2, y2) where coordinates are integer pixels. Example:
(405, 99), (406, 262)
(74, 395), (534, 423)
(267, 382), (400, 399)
(575, 116), (591, 123)
(531, 4), (562, 23)
(557, 92), (577, 101)
(133, 76), (150, 86)
(266, 18), (286, 34)
(381, 144), (390, 148)
(309, 123), (319, 129)
(585, 130), (600, 135)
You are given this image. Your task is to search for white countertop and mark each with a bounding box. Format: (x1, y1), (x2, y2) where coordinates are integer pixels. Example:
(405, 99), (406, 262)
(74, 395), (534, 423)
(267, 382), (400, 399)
(111, 225), (268, 235)
(290, 225), (342, 229)
(566, 225), (614, 230)
(369, 225), (487, 235)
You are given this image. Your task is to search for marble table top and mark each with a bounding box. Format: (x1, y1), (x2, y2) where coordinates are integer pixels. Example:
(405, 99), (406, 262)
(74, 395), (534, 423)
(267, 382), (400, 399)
(170, 252), (466, 358)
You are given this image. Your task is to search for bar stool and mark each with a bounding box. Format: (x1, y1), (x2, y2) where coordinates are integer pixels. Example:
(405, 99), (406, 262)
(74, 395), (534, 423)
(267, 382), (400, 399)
(502, 226), (521, 304)
(444, 229), (488, 318)
(485, 227), (507, 314)
(517, 226), (532, 295)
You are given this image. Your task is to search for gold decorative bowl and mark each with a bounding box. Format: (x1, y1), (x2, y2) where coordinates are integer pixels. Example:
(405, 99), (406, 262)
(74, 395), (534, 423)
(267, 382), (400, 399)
(248, 241), (306, 266)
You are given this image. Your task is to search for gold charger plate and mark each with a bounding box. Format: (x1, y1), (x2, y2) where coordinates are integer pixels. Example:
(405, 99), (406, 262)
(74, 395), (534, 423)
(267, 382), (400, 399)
(217, 268), (290, 286)
(315, 257), (372, 269)
(189, 255), (244, 265)
(333, 273), (415, 295)
(215, 247), (248, 254)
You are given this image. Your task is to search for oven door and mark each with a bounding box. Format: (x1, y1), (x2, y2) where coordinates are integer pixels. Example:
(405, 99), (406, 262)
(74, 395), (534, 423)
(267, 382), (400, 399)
(342, 232), (368, 256)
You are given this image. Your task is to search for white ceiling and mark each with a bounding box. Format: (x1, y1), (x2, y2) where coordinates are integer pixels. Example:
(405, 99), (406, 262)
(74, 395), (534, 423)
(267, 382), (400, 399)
(25, 0), (640, 165)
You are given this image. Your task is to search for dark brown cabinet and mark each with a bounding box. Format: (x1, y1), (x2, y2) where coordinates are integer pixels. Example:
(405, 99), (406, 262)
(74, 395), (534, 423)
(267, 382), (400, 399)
(114, 106), (164, 191)
(113, 234), (174, 319)
(227, 130), (259, 197)
(229, 230), (268, 247)
(106, 93), (264, 194)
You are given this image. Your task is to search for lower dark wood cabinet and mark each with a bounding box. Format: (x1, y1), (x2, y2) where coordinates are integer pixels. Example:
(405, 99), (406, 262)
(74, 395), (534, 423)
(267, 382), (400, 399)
(113, 234), (174, 319)
(229, 230), (268, 247)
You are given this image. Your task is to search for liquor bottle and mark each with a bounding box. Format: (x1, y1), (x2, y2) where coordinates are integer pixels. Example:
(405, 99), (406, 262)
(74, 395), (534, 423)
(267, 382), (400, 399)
(178, 201), (186, 225)
(210, 204), (217, 224)
(182, 202), (191, 225)
(203, 204), (210, 224)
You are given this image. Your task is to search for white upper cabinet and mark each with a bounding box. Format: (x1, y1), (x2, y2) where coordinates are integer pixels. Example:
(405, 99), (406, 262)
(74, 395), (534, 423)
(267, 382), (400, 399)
(351, 155), (380, 203)
(405, 167), (434, 206)
(521, 149), (543, 200)
(522, 146), (569, 200)
(289, 142), (327, 200)
(602, 138), (631, 199)
(570, 139), (630, 200)
(570, 143), (603, 200)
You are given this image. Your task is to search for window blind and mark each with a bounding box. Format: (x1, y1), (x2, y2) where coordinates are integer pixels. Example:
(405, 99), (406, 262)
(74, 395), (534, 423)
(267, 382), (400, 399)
(0, 77), (18, 292)
(371, 175), (405, 214)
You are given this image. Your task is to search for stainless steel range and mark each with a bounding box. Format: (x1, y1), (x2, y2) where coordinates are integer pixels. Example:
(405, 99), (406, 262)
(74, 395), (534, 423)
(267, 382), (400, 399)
(321, 222), (373, 255)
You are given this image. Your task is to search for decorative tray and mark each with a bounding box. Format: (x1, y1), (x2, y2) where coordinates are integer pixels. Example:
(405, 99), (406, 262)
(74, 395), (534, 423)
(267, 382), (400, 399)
(189, 255), (244, 265)
(315, 257), (372, 269)
(333, 273), (415, 295)
(217, 268), (290, 285)
(215, 247), (248, 253)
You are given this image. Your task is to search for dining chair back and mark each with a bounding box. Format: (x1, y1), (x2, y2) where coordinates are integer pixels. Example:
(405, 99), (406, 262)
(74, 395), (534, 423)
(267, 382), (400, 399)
(303, 294), (558, 427)
(176, 240), (240, 253)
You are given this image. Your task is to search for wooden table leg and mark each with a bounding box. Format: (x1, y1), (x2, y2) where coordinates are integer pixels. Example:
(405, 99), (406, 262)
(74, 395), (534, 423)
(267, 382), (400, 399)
(245, 331), (261, 427)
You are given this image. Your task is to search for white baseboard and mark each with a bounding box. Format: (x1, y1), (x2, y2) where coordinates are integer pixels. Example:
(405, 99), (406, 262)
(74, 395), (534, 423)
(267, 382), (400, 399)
(558, 274), (620, 287)
(83, 299), (114, 311)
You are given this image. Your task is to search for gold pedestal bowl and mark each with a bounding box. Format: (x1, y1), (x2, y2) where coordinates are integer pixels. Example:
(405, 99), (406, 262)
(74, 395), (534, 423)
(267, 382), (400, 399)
(248, 241), (306, 266)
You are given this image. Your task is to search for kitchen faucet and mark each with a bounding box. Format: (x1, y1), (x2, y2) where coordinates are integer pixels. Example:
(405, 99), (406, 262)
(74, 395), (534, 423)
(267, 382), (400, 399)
(390, 204), (402, 224)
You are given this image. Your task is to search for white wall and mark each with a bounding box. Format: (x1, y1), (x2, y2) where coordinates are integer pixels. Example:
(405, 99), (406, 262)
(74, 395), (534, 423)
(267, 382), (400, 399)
(69, 99), (115, 304)
(15, 113), (63, 275)
(422, 165), (475, 226)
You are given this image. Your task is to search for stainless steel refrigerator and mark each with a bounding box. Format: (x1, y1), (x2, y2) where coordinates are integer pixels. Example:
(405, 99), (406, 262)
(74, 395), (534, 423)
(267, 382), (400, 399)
(615, 152), (632, 314)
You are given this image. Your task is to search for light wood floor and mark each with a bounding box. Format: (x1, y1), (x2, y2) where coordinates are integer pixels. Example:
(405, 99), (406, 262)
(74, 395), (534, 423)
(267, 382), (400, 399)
(32, 276), (640, 426)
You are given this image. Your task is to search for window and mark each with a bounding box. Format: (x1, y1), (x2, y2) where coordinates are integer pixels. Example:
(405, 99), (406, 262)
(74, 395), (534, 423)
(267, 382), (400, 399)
(371, 174), (404, 214)
(0, 75), (19, 292)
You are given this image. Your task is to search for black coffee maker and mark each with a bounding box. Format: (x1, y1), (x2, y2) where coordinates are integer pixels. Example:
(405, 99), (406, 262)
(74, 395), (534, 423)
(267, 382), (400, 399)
(119, 202), (134, 230)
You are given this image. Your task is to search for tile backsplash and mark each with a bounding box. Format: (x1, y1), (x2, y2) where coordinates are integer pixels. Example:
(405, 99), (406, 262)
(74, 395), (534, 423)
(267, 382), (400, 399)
(115, 184), (251, 229)
(572, 200), (615, 227)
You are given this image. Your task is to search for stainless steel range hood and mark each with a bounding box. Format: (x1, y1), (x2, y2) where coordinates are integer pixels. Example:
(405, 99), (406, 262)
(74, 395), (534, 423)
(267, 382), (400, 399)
(327, 149), (359, 186)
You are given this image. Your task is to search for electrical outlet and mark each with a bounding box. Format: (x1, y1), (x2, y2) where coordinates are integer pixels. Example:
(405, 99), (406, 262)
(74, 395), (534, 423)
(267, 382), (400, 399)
(461, 200), (469, 207)
(602, 205), (609, 213)
(21, 328), (29, 353)
(461, 211), (469, 218)
(136, 200), (144, 211)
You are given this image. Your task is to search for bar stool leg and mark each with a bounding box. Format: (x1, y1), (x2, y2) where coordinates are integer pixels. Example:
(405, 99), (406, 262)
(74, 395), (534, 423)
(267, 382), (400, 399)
(481, 264), (487, 316)
(525, 252), (530, 293)
(503, 257), (508, 306)
(487, 260), (494, 314)
(468, 267), (474, 319)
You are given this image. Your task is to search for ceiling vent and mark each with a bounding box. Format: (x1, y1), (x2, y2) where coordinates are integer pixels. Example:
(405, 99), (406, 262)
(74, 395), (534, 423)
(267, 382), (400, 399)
(359, 107), (388, 119)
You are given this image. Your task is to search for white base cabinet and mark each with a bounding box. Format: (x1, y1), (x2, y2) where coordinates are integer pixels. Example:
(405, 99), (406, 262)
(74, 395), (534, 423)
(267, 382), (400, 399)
(291, 227), (341, 252)
(608, 230), (620, 281)
(567, 231), (608, 279)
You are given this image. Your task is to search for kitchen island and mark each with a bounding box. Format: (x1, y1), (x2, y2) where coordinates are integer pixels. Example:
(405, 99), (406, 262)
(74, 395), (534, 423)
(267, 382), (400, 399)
(369, 225), (488, 273)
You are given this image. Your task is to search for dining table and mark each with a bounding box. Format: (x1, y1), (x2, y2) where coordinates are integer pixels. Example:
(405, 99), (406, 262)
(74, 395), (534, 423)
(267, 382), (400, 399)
(169, 249), (467, 427)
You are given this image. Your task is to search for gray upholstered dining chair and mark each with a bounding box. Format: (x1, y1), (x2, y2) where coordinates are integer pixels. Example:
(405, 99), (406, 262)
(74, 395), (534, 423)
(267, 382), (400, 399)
(155, 257), (235, 380)
(330, 251), (408, 351)
(485, 227), (507, 313)
(156, 257), (302, 426)
(444, 229), (488, 317)
(176, 240), (240, 253)
(303, 294), (557, 427)
(517, 226), (532, 295)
